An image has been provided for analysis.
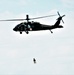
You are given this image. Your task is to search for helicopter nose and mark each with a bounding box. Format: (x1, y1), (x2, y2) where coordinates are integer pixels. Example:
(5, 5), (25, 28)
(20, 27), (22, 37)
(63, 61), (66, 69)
(13, 27), (17, 31)
(13, 28), (15, 31)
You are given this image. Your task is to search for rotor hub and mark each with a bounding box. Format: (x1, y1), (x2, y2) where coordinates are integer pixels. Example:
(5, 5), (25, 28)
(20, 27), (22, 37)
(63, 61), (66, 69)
(26, 15), (30, 21)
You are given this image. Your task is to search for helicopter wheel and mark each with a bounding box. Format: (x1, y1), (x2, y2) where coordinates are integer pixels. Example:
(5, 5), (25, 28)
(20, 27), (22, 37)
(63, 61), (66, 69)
(50, 30), (53, 33)
(26, 31), (29, 34)
(20, 31), (22, 34)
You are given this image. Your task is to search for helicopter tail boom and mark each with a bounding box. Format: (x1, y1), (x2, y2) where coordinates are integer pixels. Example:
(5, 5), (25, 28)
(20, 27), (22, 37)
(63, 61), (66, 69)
(57, 25), (63, 28)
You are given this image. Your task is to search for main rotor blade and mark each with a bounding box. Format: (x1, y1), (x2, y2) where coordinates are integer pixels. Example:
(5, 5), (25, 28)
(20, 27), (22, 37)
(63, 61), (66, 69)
(0, 19), (26, 21)
(0, 14), (57, 21)
(30, 15), (57, 20)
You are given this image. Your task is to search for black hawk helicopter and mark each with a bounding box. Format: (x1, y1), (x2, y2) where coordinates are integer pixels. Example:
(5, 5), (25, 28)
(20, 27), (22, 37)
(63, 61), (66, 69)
(0, 12), (65, 34)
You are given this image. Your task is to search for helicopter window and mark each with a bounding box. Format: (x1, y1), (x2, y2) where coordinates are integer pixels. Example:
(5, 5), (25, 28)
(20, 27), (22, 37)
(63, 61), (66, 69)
(28, 25), (31, 28)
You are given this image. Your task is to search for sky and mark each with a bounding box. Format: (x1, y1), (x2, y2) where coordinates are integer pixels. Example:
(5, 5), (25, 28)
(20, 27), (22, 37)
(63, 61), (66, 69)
(0, 0), (74, 74)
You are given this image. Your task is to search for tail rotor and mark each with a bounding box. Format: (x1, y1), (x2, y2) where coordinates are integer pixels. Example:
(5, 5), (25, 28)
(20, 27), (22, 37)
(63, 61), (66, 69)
(57, 12), (65, 23)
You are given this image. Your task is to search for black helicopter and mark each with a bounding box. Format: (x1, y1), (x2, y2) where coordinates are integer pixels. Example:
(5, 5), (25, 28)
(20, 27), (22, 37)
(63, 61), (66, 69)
(0, 12), (65, 34)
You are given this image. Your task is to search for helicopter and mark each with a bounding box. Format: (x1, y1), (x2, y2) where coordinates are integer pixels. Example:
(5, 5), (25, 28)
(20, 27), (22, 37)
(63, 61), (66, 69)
(0, 12), (65, 34)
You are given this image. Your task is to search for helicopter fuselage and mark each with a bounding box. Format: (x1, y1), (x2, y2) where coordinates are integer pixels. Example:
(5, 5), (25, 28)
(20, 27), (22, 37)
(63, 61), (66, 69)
(13, 21), (63, 34)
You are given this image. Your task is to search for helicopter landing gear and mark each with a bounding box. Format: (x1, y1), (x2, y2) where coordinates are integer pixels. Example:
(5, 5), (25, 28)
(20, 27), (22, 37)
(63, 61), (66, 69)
(50, 30), (53, 33)
(20, 31), (29, 34)
(20, 31), (22, 34)
(26, 31), (29, 34)
(25, 31), (29, 34)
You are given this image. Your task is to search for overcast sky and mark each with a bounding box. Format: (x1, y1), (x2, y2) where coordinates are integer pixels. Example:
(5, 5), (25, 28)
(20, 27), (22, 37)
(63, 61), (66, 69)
(0, 0), (74, 74)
